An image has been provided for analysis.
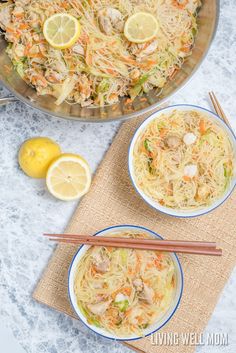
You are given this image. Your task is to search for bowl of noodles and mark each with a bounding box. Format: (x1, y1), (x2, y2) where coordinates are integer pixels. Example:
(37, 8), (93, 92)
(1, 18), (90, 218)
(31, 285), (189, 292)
(128, 105), (236, 218)
(68, 225), (183, 340)
(0, 1), (218, 122)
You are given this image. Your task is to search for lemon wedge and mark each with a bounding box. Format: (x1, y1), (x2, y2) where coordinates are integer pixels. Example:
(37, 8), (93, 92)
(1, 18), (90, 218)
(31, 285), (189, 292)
(46, 154), (91, 201)
(18, 137), (61, 178)
(43, 13), (81, 49)
(124, 12), (159, 43)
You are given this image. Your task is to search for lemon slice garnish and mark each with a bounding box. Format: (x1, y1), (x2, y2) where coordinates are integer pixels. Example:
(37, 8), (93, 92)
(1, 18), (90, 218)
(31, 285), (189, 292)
(46, 153), (91, 201)
(124, 12), (159, 43)
(43, 13), (81, 49)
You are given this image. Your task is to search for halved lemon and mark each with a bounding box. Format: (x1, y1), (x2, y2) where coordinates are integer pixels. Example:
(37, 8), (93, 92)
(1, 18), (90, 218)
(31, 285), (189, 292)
(46, 154), (91, 201)
(43, 13), (81, 49)
(124, 12), (159, 43)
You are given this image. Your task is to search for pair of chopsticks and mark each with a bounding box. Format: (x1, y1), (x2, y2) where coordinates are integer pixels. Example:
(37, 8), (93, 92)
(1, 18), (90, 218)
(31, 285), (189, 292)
(45, 93), (230, 257)
(44, 233), (222, 256)
(209, 91), (231, 127)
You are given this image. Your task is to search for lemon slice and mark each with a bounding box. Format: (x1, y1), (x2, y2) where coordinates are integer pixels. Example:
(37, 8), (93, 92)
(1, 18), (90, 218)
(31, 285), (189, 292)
(43, 13), (81, 49)
(124, 12), (159, 43)
(46, 154), (91, 201)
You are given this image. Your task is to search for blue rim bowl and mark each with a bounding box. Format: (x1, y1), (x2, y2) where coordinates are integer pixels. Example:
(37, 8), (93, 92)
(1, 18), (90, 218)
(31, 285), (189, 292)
(68, 224), (183, 341)
(128, 104), (236, 218)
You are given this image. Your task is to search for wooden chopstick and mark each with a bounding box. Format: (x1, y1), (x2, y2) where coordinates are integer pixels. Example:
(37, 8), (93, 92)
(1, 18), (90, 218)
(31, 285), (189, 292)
(44, 234), (222, 256)
(44, 233), (216, 248)
(209, 91), (231, 127)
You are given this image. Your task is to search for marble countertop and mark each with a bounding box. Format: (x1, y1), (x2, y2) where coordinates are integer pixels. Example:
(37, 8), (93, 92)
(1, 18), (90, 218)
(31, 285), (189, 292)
(0, 1), (236, 353)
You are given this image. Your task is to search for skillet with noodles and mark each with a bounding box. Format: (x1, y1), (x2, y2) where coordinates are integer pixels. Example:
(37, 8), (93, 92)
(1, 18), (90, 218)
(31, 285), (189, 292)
(0, 0), (201, 107)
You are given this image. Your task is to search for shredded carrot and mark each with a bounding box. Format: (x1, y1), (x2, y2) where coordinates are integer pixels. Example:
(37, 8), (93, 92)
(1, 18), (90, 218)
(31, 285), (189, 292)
(24, 43), (32, 56)
(146, 262), (154, 269)
(19, 23), (29, 30)
(183, 175), (191, 182)
(155, 253), (163, 260)
(28, 52), (45, 59)
(125, 98), (133, 105)
(106, 247), (114, 252)
(199, 119), (206, 134)
(111, 286), (131, 299)
(154, 293), (164, 300)
(159, 128), (168, 137)
(136, 316), (143, 323)
(140, 97), (147, 102)
(106, 68), (118, 77)
(91, 265), (97, 276)
(122, 287), (132, 296)
(135, 253), (141, 273)
(154, 258), (162, 270)
(14, 13), (24, 19)
(172, 0), (188, 9)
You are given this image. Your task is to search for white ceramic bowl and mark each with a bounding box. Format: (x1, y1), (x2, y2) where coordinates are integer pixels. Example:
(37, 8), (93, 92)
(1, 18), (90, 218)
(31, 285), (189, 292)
(128, 104), (236, 218)
(68, 225), (183, 341)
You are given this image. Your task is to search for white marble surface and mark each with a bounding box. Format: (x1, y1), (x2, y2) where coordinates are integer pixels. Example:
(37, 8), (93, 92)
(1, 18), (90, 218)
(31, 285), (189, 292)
(0, 1), (236, 352)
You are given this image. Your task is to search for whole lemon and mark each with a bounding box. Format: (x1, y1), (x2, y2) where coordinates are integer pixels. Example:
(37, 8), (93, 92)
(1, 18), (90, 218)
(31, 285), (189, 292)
(18, 137), (61, 178)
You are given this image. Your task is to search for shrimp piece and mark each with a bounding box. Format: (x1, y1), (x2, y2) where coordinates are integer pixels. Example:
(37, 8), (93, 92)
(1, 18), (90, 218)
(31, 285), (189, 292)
(98, 7), (124, 35)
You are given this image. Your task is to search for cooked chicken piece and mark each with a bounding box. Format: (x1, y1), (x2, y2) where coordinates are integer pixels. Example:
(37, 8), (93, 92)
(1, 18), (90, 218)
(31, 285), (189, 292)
(48, 49), (68, 76)
(164, 135), (181, 149)
(72, 44), (85, 56)
(45, 69), (65, 83)
(93, 281), (103, 289)
(130, 40), (158, 57)
(12, 5), (24, 17)
(129, 307), (143, 325)
(92, 251), (110, 273)
(183, 132), (197, 145)
(133, 278), (144, 292)
(14, 44), (25, 58)
(0, 4), (12, 30)
(115, 293), (128, 302)
(142, 284), (154, 304)
(98, 7), (124, 35)
(197, 185), (210, 199)
(129, 68), (141, 83)
(184, 164), (198, 178)
(87, 300), (111, 316)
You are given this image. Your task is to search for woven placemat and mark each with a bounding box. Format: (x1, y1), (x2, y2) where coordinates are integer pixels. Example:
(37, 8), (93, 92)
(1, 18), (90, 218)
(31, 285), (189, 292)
(33, 113), (236, 353)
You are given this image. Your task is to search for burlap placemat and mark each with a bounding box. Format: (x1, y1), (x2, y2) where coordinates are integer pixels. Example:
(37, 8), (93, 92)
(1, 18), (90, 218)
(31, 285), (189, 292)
(33, 114), (236, 353)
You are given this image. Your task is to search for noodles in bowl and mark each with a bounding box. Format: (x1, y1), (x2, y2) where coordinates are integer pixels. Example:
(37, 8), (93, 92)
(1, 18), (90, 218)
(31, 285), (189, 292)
(129, 105), (236, 217)
(68, 225), (183, 340)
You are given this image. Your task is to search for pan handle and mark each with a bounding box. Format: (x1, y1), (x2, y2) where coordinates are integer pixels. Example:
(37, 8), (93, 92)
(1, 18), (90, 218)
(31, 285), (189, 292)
(0, 96), (18, 106)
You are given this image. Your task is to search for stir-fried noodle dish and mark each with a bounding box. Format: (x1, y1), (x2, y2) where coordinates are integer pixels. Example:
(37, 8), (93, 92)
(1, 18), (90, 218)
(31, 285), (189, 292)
(132, 110), (235, 210)
(74, 231), (176, 336)
(0, 0), (201, 107)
